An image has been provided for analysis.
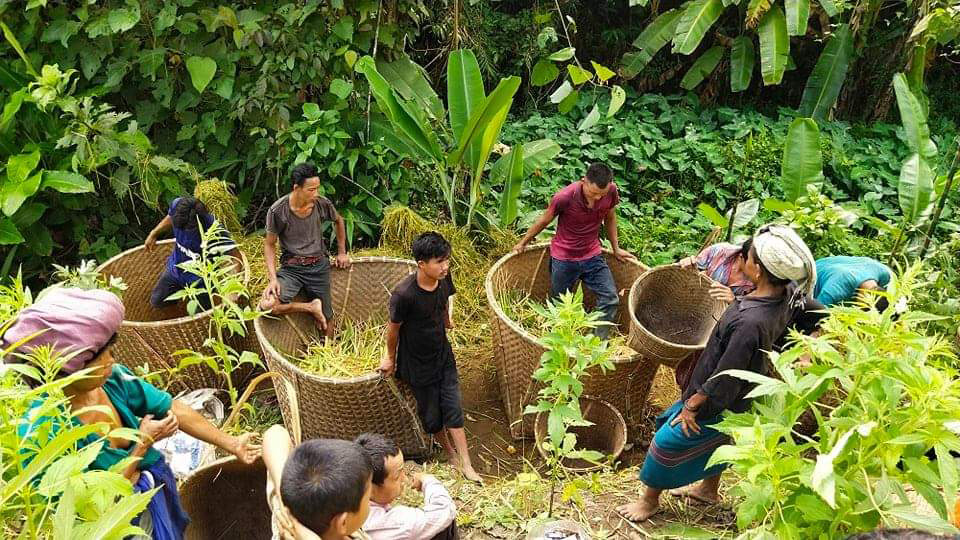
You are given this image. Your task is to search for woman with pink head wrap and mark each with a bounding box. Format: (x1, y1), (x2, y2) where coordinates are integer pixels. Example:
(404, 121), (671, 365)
(4, 288), (260, 540)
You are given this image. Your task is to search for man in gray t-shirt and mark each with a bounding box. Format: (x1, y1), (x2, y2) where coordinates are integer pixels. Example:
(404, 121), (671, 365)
(259, 163), (350, 336)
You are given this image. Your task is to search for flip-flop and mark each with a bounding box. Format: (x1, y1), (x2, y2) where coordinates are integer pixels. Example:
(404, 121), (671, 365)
(669, 487), (720, 506)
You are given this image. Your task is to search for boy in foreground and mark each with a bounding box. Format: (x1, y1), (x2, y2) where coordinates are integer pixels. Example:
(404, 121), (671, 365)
(354, 433), (458, 539)
(263, 425), (373, 540)
(380, 232), (482, 483)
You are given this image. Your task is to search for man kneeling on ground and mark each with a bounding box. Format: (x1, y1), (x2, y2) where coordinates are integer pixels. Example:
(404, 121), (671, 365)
(354, 433), (458, 540)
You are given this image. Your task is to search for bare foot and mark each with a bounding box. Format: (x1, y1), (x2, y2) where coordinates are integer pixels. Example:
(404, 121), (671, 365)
(308, 299), (327, 330)
(453, 461), (483, 484)
(670, 484), (721, 505)
(616, 498), (661, 522)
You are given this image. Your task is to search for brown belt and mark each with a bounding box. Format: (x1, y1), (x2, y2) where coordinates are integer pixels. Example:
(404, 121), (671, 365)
(282, 255), (326, 266)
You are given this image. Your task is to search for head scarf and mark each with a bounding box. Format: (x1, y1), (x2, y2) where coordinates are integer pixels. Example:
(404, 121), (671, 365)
(752, 224), (817, 306)
(1, 287), (125, 374)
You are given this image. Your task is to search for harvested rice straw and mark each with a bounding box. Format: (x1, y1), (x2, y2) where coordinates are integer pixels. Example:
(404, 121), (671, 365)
(289, 318), (386, 378)
(194, 178), (242, 234)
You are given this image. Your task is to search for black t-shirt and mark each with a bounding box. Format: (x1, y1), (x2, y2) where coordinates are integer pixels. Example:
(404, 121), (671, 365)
(388, 272), (457, 387)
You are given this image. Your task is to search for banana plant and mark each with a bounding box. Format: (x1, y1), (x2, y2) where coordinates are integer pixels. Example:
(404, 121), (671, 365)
(356, 50), (557, 229)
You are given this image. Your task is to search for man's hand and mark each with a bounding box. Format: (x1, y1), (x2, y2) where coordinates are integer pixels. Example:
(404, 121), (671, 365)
(409, 472), (424, 491)
(678, 256), (697, 270)
(139, 413), (179, 445)
(613, 248), (636, 263)
(334, 253), (351, 269)
(230, 432), (262, 464)
(265, 279), (281, 301)
(511, 240), (528, 255)
(708, 283), (734, 304)
(144, 234), (157, 252)
(379, 355), (396, 377)
(670, 407), (701, 438)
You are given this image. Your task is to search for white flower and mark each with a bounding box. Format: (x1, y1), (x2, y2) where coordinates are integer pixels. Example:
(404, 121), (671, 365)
(894, 296), (909, 314)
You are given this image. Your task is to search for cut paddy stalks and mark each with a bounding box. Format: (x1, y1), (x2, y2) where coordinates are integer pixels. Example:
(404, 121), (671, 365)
(288, 318), (386, 377)
(194, 178), (242, 234)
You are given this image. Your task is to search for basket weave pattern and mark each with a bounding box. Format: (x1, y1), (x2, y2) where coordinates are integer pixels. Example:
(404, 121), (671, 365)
(627, 265), (727, 367)
(486, 244), (660, 440)
(255, 257), (432, 458)
(534, 396), (628, 472)
(97, 239), (252, 393)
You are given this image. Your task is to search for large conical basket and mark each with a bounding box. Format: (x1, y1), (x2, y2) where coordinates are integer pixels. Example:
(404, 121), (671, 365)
(97, 239), (252, 393)
(254, 257), (432, 458)
(627, 265), (726, 368)
(486, 244), (660, 440)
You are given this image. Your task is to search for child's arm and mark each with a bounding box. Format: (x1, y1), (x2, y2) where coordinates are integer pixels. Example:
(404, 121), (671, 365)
(263, 424), (293, 490)
(381, 321), (401, 376)
(445, 294), (455, 329)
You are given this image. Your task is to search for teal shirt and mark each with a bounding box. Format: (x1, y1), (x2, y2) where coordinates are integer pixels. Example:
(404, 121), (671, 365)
(19, 364), (173, 472)
(814, 256), (892, 307)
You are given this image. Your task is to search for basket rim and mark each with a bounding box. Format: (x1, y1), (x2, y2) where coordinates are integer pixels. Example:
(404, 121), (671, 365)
(484, 242), (648, 364)
(628, 264), (721, 352)
(254, 256), (417, 384)
(97, 238), (251, 328)
(533, 395), (628, 473)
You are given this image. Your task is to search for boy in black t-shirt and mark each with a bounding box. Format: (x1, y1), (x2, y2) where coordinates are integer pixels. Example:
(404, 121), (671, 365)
(380, 232), (482, 483)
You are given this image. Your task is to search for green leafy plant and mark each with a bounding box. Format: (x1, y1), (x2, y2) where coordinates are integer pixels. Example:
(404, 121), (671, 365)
(709, 265), (960, 538)
(523, 289), (616, 516)
(50, 260), (127, 297)
(167, 221), (262, 407)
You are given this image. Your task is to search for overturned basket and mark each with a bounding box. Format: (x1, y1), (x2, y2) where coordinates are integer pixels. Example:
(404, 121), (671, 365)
(255, 257), (432, 458)
(627, 265), (726, 367)
(97, 239), (252, 393)
(534, 396), (627, 473)
(486, 244), (659, 440)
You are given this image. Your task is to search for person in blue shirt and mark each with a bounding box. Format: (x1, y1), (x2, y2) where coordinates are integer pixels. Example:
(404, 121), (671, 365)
(144, 196), (240, 310)
(814, 256), (892, 309)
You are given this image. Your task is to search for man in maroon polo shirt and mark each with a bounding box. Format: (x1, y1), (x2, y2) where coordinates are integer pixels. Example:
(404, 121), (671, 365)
(512, 162), (636, 338)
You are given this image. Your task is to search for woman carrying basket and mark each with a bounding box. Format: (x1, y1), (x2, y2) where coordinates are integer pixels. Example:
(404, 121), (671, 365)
(4, 287), (260, 540)
(618, 225), (821, 522)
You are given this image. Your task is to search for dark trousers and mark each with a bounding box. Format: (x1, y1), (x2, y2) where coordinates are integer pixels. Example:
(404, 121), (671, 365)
(151, 268), (212, 311)
(550, 255), (619, 338)
(408, 361), (465, 435)
(431, 521), (459, 540)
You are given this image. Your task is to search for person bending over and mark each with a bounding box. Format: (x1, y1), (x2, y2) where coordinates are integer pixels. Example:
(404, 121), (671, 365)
(380, 232), (481, 483)
(617, 225), (818, 522)
(263, 425), (373, 540)
(814, 255), (891, 310)
(260, 163), (351, 337)
(144, 195), (241, 310)
(354, 433), (458, 540)
(512, 162), (636, 339)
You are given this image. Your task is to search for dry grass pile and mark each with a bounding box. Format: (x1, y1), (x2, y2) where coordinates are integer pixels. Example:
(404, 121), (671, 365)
(288, 318), (385, 378)
(194, 179), (242, 234)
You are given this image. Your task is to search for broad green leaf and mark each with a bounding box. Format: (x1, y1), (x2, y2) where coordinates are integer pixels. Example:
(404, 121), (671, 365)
(0, 217), (23, 244)
(892, 73), (938, 159)
(447, 75), (520, 167)
(531, 59), (560, 87)
(12, 202), (45, 229)
(730, 198), (760, 228)
(887, 506), (959, 535)
(759, 6), (789, 85)
(681, 46), (724, 90)
(185, 56), (217, 93)
(469, 100), (512, 214)
(108, 5), (141, 33)
(77, 489), (156, 540)
(497, 144), (525, 226)
(376, 55), (443, 120)
(52, 482), (77, 538)
(0, 89), (26, 133)
(344, 50), (358, 69)
(42, 170), (95, 194)
(818, 0), (839, 17)
(328, 78), (353, 100)
(591, 61), (616, 82)
(155, 4), (177, 32)
(622, 10), (681, 78)
(1, 171), (41, 216)
(447, 49), (486, 168)
(41, 19), (83, 47)
(332, 16), (353, 42)
(607, 85), (626, 118)
(672, 0), (725, 56)
(490, 139), (562, 187)
(746, 0), (772, 28)
(786, 0), (810, 36)
(578, 104), (601, 131)
(899, 153), (934, 224)
(782, 118), (824, 202)
(799, 24), (853, 121)
(549, 80), (574, 104)
(558, 89), (579, 114)
(567, 64), (593, 85)
(698, 202), (729, 227)
(730, 36), (756, 92)
(27, 222), (52, 256)
(763, 198), (794, 213)
(7, 149), (40, 185)
(811, 427), (857, 508)
(548, 47), (576, 61)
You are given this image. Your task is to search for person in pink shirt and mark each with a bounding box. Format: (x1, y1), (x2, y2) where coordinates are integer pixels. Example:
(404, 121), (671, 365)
(354, 433), (458, 540)
(512, 162), (636, 338)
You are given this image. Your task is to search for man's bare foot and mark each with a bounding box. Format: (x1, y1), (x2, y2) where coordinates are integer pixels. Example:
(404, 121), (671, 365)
(669, 484), (721, 505)
(616, 498), (661, 522)
(455, 461), (483, 484)
(308, 299), (327, 330)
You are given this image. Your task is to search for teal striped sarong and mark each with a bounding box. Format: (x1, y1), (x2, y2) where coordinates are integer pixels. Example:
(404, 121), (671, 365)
(640, 401), (730, 490)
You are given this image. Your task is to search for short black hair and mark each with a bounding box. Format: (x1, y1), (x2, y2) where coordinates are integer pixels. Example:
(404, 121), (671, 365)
(291, 163), (320, 188)
(280, 439), (372, 534)
(750, 245), (792, 287)
(354, 433), (400, 486)
(411, 231), (451, 263)
(584, 162), (613, 188)
(846, 529), (952, 540)
(172, 196), (208, 231)
(739, 237), (753, 261)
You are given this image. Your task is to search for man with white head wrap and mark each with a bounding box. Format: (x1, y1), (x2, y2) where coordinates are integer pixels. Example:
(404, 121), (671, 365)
(618, 224), (826, 523)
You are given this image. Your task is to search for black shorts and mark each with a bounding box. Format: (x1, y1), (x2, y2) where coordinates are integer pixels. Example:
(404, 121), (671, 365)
(276, 259), (333, 319)
(408, 361), (464, 434)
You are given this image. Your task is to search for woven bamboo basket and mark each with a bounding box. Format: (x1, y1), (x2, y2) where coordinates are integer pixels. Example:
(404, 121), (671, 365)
(97, 239), (253, 393)
(255, 256), (432, 458)
(534, 396), (627, 472)
(627, 265), (726, 368)
(181, 372), (299, 540)
(486, 244), (660, 440)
